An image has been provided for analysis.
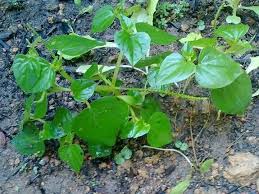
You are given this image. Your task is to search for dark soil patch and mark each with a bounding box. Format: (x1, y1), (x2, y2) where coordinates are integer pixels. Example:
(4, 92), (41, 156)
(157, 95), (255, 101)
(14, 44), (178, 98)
(0, 0), (258, 193)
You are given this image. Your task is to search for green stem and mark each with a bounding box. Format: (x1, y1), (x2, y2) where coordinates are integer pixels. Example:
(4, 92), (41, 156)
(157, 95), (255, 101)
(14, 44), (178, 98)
(96, 85), (208, 101)
(112, 53), (123, 87)
(213, 3), (226, 28)
(59, 68), (73, 82)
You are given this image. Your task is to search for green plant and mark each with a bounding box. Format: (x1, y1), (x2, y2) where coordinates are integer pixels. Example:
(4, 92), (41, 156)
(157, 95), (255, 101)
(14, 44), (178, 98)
(154, 1), (189, 29)
(213, 0), (259, 25)
(11, 2), (256, 173)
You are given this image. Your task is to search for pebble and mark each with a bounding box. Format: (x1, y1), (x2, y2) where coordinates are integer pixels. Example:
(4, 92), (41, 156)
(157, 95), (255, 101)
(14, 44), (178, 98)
(85, 186), (90, 193)
(181, 23), (189, 32)
(39, 156), (49, 166)
(68, 101), (75, 108)
(0, 131), (6, 147)
(14, 158), (20, 165)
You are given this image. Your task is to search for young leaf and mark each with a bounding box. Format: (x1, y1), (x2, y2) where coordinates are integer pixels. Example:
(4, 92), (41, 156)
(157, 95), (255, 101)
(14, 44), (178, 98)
(39, 122), (66, 140)
(23, 95), (35, 123)
(170, 179), (190, 194)
(226, 40), (253, 55)
(136, 22), (177, 45)
(88, 144), (112, 158)
(135, 51), (171, 68)
(47, 35), (105, 60)
(181, 43), (197, 62)
(12, 54), (55, 93)
(12, 123), (45, 156)
(91, 5), (115, 33)
(83, 63), (98, 79)
(196, 47), (242, 89)
(114, 146), (132, 165)
(115, 30), (151, 65)
(200, 159), (214, 174)
(118, 91), (144, 106)
(246, 56), (259, 74)
(71, 79), (96, 102)
(73, 97), (129, 146)
(179, 32), (202, 44)
(53, 107), (74, 133)
(211, 72), (252, 114)
(157, 53), (196, 85)
(226, 15), (241, 24)
(147, 112), (172, 147)
(120, 119), (150, 139)
(131, 8), (149, 23)
(33, 92), (48, 119)
(189, 38), (217, 49)
(214, 24), (249, 42)
(58, 144), (84, 173)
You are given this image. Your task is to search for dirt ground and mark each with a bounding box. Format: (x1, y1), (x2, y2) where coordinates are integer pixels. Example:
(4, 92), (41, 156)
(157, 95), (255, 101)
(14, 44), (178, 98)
(0, 0), (259, 193)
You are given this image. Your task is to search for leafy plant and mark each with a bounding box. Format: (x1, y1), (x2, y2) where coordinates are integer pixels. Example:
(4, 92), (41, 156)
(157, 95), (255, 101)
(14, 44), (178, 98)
(11, 2), (256, 172)
(154, 1), (189, 29)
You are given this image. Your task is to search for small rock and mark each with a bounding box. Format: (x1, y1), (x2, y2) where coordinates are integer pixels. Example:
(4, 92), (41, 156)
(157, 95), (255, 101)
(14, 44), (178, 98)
(137, 169), (149, 179)
(0, 131), (6, 147)
(246, 136), (258, 144)
(99, 162), (108, 169)
(67, 101), (75, 108)
(14, 158), (20, 165)
(85, 186), (90, 193)
(144, 154), (160, 165)
(223, 152), (259, 186)
(181, 23), (189, 32)
(39, 156), (49, 166)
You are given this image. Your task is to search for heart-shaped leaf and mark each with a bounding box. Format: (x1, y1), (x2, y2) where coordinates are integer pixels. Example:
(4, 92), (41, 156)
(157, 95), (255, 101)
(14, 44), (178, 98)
(115, 30), (151, 65)
(12, 54), (55, 93)
(157, 53), (196, 85)
(88, 144), (112, 158)
(58, 144), (84, 173)
(211, 72), (252, 114)
(226, 15), (241, 24)
(91, 5), (115, 33)
(147, 112), (172, 147)
(47, 35), (105, 59)
(73, 97), (129, 146)
(136, 22), (177, 45)
(71, 79), (96, 102)
(196, 47), (242, 89)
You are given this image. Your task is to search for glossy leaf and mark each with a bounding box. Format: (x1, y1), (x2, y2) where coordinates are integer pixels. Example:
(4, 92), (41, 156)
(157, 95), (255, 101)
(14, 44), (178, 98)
(196, 47), (242, 89)
(53, 107), (74, 133)
(189, 38), (217, 49)
(73, 97), (129, 146)
(136, 22), (177, 45)
(118, 91), (144, 106)
(120, 119), (150, 139)
(211, 72), (252, 114)
(170, 179), (190, 194)
(33, 92), (48, 119)
(214, 24), (249, 42)
(12, 54), (55, 93)
(226, 40), (253, 55)
(12, 123), (45, 156)
(147, 112), (172, 147)
(47, 35), (105, 59)
(83, 63), (98, 79)
(226, 15), (241, 24)
(39, 122), (66, 140)
(91, 5), (115, 33)
(157, 53), (196, 85)
(23, 95), (34, 123)
(135, 51), (171, 68)
(246, 56), (259, 74)
(88, 144), (112, 158)
(71, 79), (96, 102)
(58, 144), (84, 173)
(114, 146), (132, 165)
(140, 96), (161, 121)
(115, 30), (151, 65)
(200, 159), (214, 174)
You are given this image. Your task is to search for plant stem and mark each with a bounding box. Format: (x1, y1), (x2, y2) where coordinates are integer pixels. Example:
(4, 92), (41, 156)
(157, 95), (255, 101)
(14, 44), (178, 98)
(112, 53), (123, 87)
(59, 68), (73, 82)
(143, 145), (194, 168)
(213, 2), (226, 28)
(189, 114), (199, 167)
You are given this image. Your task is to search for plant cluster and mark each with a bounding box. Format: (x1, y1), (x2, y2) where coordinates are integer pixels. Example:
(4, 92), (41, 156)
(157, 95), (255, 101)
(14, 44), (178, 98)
(11, 1), (257, 174)
(154, 1), (189, 29)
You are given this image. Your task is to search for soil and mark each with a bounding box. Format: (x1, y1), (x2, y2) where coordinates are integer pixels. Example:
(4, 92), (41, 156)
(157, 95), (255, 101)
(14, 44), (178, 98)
(0, 0), (259, 194)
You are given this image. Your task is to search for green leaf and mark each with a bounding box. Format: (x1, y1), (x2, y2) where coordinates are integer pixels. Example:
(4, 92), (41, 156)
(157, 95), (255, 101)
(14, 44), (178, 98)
(58, 144), (84, 173)
(226, 15), (241, 24)
(39, 121), (66, 140)
(136, 22), (177, 45)
(33, 92), (48, 119)
(181, 43), (197, 62)
(53, 107), (74, 133)
(170, 179), (190, 194)
(140, 96), (161, 121)
(12, 123), (45, 156)
(147, 112), (172, 147)
(73, 97), (129, 146)
(74, 0), (81, 6)
(71, 79), (96, 102)
(189, 38), (217, 49)
(118, 91), (144, 106)
(91, 5), (115, 33)
(196, 47), (242, 89)
(47, 35), (105, 60)
(175, 141), (189, 151)
(215, 24), (249, 42)
(135, 51), (171, 68)
(23, 95), (34, 123)
(200, 159), (214, 174)
(157, 53), (196, 85)
(88, 144), (112, 158)
(179, 32), (202, 44)
(114, 146), (132, 165)
(120, 119), (150, 139)
(120, 15), (136, 33)
(226, 40), (253, 55)
(83, 63), (98, 79)
(12, 54), (55, 93)
(246, 56), (259, 74)
(241, 6), (259, 15)
(211, 72), (252, 114)
(115, 30), (151, 65)
(131, 8), (149, 23)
